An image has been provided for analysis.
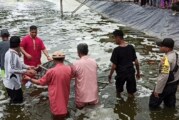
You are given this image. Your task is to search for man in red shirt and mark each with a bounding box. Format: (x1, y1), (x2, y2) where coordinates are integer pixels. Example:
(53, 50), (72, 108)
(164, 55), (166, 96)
(24, 51), (72, 120)
(20, 25), (51, 67)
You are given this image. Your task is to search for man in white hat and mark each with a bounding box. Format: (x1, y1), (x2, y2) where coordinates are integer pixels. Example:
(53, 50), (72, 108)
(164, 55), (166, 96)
(24, 51), (72, 120)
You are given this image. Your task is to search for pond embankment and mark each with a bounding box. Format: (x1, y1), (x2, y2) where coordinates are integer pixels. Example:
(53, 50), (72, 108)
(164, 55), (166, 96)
(77, 0), (179, 48)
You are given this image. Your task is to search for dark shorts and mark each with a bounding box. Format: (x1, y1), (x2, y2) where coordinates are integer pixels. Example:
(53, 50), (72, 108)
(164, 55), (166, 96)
(149, 81), (178, 108)
(115, 73), (137, 94)
(6, 88), (23, 104)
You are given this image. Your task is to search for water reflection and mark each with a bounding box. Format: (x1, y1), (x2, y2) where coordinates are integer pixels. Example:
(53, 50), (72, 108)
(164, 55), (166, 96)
(149, 108), (179, 120)
(114, 96), (137, 120)
(4, 105), (31, 120)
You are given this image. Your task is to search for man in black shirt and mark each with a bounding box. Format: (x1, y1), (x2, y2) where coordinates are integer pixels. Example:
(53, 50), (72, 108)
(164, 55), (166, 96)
(108, 30), (140, 97)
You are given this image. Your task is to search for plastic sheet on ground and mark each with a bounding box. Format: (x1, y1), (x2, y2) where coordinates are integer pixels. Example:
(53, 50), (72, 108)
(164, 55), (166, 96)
(77, 0), (179, 48)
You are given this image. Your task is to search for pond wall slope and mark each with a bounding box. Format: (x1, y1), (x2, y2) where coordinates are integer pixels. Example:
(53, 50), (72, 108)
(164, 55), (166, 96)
(77, 0), (179, 47)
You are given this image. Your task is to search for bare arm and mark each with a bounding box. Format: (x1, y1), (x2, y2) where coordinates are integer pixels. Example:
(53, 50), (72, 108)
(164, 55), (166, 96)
(108, 63), (116, 83)
(29, 78), (41, 85)
(70, 65), (76, 79)
(24, 70), (49, 86)
(42, 49), (52, 61)
(134, 59), (140, 79)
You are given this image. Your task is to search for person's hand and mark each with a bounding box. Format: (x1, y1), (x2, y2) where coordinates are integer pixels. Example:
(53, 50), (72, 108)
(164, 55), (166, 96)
(154, 92), (159, 98)
(28, 66), (36, 70)
(25, 69), (37, 77)
(26, 54), (32, 60)
(136, 72), (140, 80)
(22, 75), (31, 85)
(160, 57), (165, 65)
(108, 75), (113, 84)
(23, 75), (31, 80)
(47, 56), (52, 61)
(34, 65), (42, 72)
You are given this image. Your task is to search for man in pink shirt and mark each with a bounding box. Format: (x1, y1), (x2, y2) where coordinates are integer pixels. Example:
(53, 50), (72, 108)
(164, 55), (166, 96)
(20, 25), (51, 67)
(24, 51), (72, 120)
(72, 43), (99, 109)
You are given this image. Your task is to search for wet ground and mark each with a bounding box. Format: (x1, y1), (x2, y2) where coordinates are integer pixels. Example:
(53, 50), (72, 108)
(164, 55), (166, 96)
(0, 0), (179, 120)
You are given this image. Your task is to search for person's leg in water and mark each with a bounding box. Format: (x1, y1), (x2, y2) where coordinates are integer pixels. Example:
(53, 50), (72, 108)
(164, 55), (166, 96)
(6, 88), (23, 104)
(52, 113), (68, 120)
(148, 83), (177, 109)
(126, 73), (137, 98)
(88, 99), (99, 106)
(115, 75), (126, 97)
(76, 99), (99, 110)
(164, 0), (170, 8)
(163, 82), (178, 108)
(76, 101), (86, 110)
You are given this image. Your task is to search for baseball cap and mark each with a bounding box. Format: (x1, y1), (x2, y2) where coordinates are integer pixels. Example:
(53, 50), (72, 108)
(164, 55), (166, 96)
(156, 38), (174, 48)
(52, 51), (65, 59)
(1, 29), (10, 37)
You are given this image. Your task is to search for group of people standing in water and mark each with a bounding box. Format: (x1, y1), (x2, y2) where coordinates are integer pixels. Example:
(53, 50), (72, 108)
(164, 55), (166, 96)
(0, 26), (99, 120)
(0, 26), (179, 120)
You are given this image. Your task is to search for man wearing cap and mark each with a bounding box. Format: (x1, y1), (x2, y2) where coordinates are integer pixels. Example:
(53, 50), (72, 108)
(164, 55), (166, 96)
(108, 30), (140, 97)
(24, 51), (72, 120)
(0, 29), (10, 78)
(4, 36), (35, 103)
(72, 43), (99, 109)
(149, 38), (179, 108)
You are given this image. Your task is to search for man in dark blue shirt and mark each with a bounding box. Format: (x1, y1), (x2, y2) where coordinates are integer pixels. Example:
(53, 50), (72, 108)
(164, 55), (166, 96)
(108, 30), (140, 97)
(0, 29), (10, 78)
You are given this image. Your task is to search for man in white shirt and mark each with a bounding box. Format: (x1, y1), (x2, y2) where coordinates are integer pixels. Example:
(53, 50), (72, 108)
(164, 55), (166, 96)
(4, 36), (34, 104)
